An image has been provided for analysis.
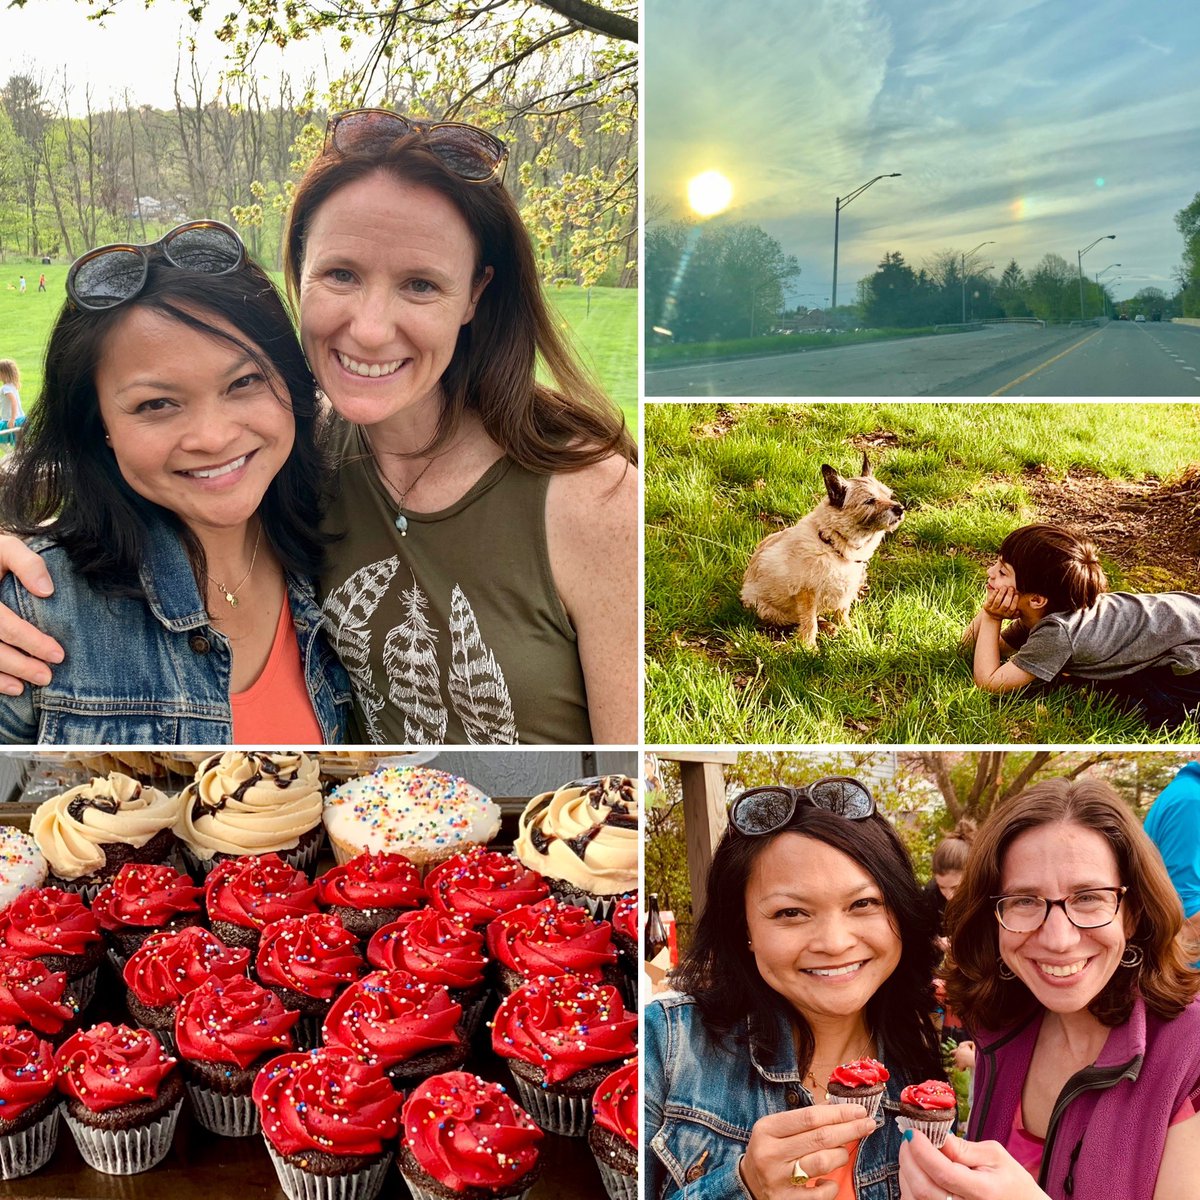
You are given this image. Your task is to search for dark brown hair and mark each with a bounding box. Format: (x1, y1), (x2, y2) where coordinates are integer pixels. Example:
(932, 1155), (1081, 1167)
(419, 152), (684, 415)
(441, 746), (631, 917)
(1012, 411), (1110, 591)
(932, 818), (976, 875)
(284, 133), (635, 472)
(998, 523), (1107, 614)
(944, 777), (1199, 1032)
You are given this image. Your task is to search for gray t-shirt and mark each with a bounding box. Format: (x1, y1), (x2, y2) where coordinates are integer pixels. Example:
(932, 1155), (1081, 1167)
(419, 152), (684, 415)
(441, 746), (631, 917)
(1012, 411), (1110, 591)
(1012, 592), (1200, 682)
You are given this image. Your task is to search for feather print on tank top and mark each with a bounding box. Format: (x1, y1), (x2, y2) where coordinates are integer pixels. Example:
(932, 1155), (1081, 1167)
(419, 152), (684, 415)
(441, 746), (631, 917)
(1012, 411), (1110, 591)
(447, 585), (519, 745)
(385, 580), (448, 744)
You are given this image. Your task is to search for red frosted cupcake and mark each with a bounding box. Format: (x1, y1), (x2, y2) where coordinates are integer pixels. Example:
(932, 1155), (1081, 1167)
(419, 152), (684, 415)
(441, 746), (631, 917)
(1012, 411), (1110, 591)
(204, 853), (319, 952)
(368, 909), (489, 1038)
(609, 896), (638, 1006)
(0, 954), (80, 1041)
(490, 976), (638, 1137)
(589, 1058), (637, 1200)
(92, 862), (203, 965)
(0, 1025), (60, 1179)
(486, 898), (619, 995)
(827, 1057), (890, 1118)
(254, 1046), (403, 1200)
(56, 1022), (183, 1175)
(123, 926), (249, 1053)
(399, 1071), (543, 1200)
(0, 888), (104, 1010)
(254, 913), (364, 1047)
(424, 848), (549, 928)
(175, 975), (300, 1137)
(316, 851), (425, 939)
(896, 1079), (957, 1147)
(322, 968), (466, 1088)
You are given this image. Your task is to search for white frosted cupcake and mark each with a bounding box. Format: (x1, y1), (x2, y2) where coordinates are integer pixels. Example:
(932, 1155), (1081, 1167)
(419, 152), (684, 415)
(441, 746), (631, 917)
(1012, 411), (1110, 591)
(0, 825), (47, 914)
(323, 766), (500, 870)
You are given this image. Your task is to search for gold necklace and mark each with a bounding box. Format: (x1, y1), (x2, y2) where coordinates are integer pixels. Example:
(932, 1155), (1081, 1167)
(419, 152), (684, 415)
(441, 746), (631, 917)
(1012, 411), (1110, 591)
(211, 525), (263, 608)
(804, 1033), (875, 1098)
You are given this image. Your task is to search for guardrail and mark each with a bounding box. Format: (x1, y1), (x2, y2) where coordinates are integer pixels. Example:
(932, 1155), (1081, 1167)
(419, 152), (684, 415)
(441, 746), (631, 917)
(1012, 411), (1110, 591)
(980, 317), (1046, 328)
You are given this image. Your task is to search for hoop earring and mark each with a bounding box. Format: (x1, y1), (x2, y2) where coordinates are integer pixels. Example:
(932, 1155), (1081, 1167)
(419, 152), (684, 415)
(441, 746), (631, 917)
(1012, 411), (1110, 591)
(1119, 945), (1144, 968)
(997, 957), (1016, 981)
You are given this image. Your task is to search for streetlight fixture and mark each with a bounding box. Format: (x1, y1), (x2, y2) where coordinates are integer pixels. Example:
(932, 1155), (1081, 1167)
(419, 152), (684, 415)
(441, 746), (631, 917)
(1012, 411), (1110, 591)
(1077, 234), (1115, 319)
(1096, 263), (1121, 318)
(961, 240), (996, 323)
(832, 173), (901, 313)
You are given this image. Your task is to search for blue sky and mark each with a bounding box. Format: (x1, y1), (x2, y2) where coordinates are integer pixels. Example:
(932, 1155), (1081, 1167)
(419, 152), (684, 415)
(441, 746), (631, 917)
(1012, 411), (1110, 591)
(645, 0), (1200, 304)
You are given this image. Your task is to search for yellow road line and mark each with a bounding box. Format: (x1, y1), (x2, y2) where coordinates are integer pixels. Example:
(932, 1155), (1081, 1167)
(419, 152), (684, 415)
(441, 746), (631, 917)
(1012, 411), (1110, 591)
(989, 329), (1103, 396)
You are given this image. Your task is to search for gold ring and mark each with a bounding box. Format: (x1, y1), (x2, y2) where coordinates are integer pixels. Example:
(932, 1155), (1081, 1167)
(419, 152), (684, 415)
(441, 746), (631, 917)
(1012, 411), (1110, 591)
(790, 1159), (810, 1186)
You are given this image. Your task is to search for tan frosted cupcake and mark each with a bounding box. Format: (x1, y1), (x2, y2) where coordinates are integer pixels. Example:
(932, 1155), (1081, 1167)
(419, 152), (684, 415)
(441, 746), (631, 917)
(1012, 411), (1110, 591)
(30, 774), (179, 903)
(513, 776), (639, 920)
(174, 752), (324, 880)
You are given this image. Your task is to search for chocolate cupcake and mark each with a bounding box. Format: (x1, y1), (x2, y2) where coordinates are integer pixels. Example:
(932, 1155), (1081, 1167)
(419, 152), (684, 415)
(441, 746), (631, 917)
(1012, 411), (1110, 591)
(589, 1057), (637, 1200)
(399, 1071), (543, 1200)
(0, 888), (104, 1010)
(204, 853), (319, 953)
(254, 1047), (403, 1200)
(424, 848), (549, 928)
(316, 850), (425, 939)
(55, 1022), (184, 1175)
(175, 975), (299, 1137)
(609, 895), (638, 1007)
(91, 862), (203, 966)
(486, 897), (620, 996)
(826, 1057), (890, 1118)
(0, 954), (80, 1042)
(895, 1080), (957, 1147)
(0, 1025), (59, 1180)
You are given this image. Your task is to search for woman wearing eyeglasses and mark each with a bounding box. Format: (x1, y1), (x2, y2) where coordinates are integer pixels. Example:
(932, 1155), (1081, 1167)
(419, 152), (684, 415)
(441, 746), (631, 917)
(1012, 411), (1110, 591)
(0, 110), (637, 745)
(898, 778), (1200, 1200)
(646, 778), (946, 1200)
(0, 232), (350, 742)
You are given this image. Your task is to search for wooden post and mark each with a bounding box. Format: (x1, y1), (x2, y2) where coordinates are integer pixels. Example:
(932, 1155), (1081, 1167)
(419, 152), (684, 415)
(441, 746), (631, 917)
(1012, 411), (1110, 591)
(675, 755), (734, 921)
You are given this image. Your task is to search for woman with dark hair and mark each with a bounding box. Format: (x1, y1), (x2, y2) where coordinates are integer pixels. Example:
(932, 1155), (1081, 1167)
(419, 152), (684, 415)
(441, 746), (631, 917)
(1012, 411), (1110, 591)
(899, 777), (1200, 1200)
(0, 111), (637, 745)
(0, 223), (349, 742)
(925, 818), (977, 942)
(646, 778), (945, 1200)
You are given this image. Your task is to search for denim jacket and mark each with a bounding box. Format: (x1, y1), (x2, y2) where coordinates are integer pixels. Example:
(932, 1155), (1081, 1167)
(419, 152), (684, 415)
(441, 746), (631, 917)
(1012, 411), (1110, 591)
(646, 993), (916, 1200)
(0, 519), (351, 744)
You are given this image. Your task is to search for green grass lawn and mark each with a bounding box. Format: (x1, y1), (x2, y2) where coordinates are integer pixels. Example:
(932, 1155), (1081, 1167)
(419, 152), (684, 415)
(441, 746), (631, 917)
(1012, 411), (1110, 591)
(0, 264), (636, 431)
(645, 402), (1200, 744)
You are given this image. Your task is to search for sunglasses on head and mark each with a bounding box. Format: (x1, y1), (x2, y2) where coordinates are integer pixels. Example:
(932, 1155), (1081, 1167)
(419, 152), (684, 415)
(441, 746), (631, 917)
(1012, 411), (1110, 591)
(324, 108), (508, 184)
(67, 221), (245, 312)
(728, 777), (876, 836)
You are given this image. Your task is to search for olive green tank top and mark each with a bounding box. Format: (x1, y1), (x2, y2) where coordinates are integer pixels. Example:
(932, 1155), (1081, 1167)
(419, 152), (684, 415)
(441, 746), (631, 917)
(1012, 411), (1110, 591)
(319, 422), (592, 745)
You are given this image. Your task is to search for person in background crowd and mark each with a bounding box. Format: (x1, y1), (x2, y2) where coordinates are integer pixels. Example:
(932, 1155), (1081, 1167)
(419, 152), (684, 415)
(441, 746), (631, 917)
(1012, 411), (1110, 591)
(1144, 758), (1200, 965)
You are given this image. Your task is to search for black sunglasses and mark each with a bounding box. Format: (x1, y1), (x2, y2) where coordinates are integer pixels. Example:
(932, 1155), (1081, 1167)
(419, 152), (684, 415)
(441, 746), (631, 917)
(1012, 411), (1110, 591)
(67, 221), (245, 312)
(729, 777), (876, 836)
(325, 108), (508, 184)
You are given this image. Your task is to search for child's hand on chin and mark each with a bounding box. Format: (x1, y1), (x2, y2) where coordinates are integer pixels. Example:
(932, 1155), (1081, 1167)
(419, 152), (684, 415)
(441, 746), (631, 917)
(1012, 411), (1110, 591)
(983, 583), (1020, 621)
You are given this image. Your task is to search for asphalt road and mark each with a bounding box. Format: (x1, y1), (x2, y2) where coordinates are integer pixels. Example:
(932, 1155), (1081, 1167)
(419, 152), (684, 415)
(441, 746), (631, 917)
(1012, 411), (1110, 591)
(645, 320), (1200, 397)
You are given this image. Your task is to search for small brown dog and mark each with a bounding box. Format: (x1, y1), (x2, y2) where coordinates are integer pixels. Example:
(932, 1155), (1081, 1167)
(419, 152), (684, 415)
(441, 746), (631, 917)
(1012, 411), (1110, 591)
(741, 453), (904, 645)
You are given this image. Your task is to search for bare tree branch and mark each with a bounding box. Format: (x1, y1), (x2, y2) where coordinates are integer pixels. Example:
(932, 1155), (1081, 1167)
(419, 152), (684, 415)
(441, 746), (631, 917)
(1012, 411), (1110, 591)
(535, 0), (636, 42)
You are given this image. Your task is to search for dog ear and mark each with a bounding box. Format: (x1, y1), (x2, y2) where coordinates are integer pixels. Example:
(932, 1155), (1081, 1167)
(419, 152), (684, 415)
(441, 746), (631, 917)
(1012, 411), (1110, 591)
(821, 464), (848, 508)
(860, 452), (873, 478)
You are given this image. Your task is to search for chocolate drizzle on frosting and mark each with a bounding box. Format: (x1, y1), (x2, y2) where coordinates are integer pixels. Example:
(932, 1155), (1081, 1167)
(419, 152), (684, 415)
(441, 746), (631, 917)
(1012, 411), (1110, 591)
(67, 787), (138, 823)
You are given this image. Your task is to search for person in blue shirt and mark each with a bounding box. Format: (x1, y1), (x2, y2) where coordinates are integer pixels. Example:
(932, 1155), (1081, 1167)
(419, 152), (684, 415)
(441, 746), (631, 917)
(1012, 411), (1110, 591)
(1144, 760), (1200, 965)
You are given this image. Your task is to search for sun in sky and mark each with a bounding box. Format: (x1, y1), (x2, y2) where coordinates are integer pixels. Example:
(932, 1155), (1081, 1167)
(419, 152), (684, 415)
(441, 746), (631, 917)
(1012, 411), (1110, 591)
(687, 170), (733, 217)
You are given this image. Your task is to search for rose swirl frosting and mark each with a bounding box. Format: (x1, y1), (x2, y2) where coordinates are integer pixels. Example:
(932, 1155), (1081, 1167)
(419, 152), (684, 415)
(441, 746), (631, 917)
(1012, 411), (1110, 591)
(592, 1057), (638, 1148)
(0, 954), (76, 1035)
(123, 926), (250, 1007)
(0, 887), (102, 959)
(403, 1070), (542, 1191)
(900, 1080), (957, 1110)
(321, 969), (462, 1067)
(252, 1047), (403, 1157)
(491, 976), (638, 1085)
(424, 848), (549, 926)
(55, 1022), (177, 1113)
(92, 863), (202, 931)
(175, 975), (299, 1068)
(487, 897), (617, 981)
(829, 1057), (890, 1088)
(317, 851), (425, 912)
(254, 913), (364, 999)
(0, 1024), (57, 1123)
(367, 909), (487, 990)
(204, 853), (319, 930)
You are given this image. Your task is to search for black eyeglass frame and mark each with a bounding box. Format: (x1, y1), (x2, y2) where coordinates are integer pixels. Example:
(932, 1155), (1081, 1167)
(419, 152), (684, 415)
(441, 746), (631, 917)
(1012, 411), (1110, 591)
(991, 885), (1128, 932)
(324, 108), (509, 184)
(67, 220), (246, 312)
(728, 777), (876, 837)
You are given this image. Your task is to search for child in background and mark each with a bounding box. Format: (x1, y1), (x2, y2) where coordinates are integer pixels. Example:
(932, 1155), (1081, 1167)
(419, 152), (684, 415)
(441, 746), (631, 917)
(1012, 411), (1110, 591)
(961, 522), (1200, 728)
(0, 360), (24, 449)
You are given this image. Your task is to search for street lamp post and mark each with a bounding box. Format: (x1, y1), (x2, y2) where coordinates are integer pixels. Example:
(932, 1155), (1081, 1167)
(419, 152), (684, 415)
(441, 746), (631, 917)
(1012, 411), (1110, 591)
(832, 173), (901, 314)
(1095, 263), (1121, 318)
(1077, 234), (1116, 319)
(961, 240), (996, 324)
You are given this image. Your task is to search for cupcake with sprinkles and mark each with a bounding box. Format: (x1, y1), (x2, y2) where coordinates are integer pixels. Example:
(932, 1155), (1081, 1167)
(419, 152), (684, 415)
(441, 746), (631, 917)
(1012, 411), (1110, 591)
(826, 1057), (890, 1118)
(323, 766), (500, 870)
(609, 895), (638, 1006)
(490, 975), (638, 1137)
(316, 850), (425, 939)
(588, 1057), (637, 1200)
(399, 1070), (543, 1200)
(486, 897), (620, 996)
(895, 1079), (957, 1147)
(253, 1046), (403, 1200)
(204, 852), (319, 953)
(0, 955), (80, 1042)
(55, 1021), (184, 1175)
(367, 909), (490, 1039)
(424, 847), (549, 928)
(0, 825), (47, 914)
(92, 862), (203, 967)
(0, 887), (104, 1011)
(175, 975), (300, 1137)
(0, 1025), (60, 1180)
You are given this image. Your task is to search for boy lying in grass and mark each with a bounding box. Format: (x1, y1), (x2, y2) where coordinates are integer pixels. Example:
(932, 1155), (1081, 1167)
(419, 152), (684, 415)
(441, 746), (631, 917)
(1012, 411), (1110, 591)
(961, 523), (1200, 728)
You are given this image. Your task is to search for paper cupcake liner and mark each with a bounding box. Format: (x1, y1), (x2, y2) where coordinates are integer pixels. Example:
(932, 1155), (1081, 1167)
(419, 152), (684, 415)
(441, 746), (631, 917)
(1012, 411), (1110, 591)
(594, 1158), (636, 1200)
(291, 1013), (324, 1052)
(106, 946), (130, 976)
(62, 1096), (182, 1174)
(183, 837), (323, 883)
(185, 1081), (259, 1138)
(70, 965), (99, 1012)
(0, 1106), (61, 1180)
(827, 1089), (884, 1119)
(458, 991), (491, 1041)
(894, 1113), (954, 1149)
(400, 1171), (532, 1200)
(506, 1071), (590, 1137)
(265, 1140), (392, 1200)
(56, 879), (106, 905)
(149, 1027), (178, 1057)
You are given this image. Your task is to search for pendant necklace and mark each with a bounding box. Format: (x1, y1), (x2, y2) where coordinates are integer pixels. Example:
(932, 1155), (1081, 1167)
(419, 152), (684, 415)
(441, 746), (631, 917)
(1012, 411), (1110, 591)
(211, 525), (262, 608)
(391, 456), (436, 536)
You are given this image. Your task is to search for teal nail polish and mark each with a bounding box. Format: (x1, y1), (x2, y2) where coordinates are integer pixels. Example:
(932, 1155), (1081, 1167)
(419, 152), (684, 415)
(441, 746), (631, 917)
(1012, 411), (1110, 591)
(902, 1129), (913, 1142)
